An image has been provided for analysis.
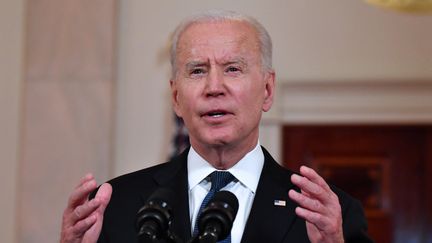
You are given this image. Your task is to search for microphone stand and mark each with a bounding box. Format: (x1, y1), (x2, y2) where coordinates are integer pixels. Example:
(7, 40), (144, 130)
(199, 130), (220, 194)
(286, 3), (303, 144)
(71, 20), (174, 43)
(138, 230), (183, 243)
(165, 231), (184, 243)
(187, 231), (218, 243)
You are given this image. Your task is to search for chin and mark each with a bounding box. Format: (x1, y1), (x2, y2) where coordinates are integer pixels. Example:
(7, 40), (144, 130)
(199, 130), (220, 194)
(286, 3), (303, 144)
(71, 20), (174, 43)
(193, 126), (245, 147)
(201, 133), (234, 147)
(205, 137), (232, 147)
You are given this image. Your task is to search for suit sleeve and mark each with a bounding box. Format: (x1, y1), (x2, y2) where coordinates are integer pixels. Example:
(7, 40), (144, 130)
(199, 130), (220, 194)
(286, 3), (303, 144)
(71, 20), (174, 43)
(340, 195), (374, 243)
(97, 228), (108, 243)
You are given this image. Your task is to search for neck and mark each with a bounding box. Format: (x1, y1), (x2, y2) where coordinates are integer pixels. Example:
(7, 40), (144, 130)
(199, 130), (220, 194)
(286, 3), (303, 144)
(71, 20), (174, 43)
(190, 139), (258, 170)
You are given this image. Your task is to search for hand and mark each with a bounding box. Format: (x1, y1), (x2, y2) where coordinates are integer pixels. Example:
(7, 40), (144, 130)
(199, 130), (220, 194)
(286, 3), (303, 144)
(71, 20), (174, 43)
(288, 166), (344, 243)
(61, 174), (112, 243)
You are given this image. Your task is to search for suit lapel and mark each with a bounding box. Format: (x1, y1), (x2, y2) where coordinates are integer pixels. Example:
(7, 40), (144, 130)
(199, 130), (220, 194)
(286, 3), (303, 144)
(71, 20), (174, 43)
(241, 147), (299, 243)
(150, 148), (192, 241)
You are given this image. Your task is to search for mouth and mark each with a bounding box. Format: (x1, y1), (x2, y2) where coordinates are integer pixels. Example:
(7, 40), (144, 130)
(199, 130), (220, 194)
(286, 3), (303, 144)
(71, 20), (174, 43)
(202, 109), (231, 119)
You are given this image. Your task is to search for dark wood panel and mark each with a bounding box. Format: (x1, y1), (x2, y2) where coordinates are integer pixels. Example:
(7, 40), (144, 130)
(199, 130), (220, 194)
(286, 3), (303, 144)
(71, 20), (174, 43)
(282, 126), (432, 243)
(425, 128), (432, 241)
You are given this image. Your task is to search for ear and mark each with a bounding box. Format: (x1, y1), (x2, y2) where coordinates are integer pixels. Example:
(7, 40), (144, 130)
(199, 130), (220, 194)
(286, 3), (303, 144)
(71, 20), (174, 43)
(262, 70), (275, 112)
(170, 79), (182, 117)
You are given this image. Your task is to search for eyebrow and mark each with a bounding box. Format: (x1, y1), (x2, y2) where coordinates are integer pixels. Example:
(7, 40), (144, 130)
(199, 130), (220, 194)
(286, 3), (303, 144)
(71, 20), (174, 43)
(184, 57), (248, 70)
(185, 61), (208, 70)
(223, 57), (247, 66)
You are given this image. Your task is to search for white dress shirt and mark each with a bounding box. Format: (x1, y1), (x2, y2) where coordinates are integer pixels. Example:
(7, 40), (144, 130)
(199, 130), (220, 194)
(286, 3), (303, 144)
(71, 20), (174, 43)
(187, 143), (264, 243)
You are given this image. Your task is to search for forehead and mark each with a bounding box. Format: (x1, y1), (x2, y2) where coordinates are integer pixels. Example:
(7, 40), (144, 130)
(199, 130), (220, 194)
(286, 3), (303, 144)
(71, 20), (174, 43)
(176, 20), (260, 62)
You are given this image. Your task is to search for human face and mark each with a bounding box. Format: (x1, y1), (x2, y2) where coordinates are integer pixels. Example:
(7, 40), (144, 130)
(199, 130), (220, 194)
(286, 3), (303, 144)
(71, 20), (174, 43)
(170, 20), (275, 154)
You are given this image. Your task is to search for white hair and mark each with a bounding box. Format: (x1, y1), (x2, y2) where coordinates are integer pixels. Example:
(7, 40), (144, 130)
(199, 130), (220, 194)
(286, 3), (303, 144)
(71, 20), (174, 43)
(170, 10), (273, 78)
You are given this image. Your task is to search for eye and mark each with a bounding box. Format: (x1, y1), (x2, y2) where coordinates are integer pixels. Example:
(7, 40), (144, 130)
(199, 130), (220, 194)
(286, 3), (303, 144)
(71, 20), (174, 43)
(190, 68), (206, 76)
(225, 66), (241, 73)
(191, 69), (203, 74)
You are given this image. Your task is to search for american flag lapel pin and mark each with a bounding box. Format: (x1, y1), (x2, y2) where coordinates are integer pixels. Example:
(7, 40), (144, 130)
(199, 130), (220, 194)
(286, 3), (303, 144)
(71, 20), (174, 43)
(274, 199), (286, 207)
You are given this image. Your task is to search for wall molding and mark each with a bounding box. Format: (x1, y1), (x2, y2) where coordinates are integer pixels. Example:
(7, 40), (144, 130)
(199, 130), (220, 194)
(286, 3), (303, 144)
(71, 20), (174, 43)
(263, 79), (432, 125)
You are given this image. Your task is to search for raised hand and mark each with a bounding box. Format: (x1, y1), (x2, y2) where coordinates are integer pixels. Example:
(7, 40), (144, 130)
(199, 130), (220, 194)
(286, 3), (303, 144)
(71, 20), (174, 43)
(289, 166), (344, 243)
(61, 174), (112, 243)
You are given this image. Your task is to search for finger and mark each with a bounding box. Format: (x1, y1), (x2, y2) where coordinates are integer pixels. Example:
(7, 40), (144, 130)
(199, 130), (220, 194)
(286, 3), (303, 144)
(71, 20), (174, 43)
(95, 183), (112, 204)
(291, 174), (326, 200)
(72, 213), (98, 238)
(94, 183), (112, 216)
(300, 167), (341, 206)
(75, 173), (94, 189)
(81, 212), (105, 242)
(67, 179), (97, 208)
(295, 206), (329, 230)
(291, 173), (336, 205)
(83, 184), (112, 243)
(300, 166), (331, 191)
(71, 198), (101, 223)
(289, 189), (325, 213)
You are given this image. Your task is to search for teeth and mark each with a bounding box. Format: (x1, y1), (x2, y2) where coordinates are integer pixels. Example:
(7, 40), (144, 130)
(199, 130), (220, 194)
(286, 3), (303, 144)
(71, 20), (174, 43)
(208, 112), (225, 117)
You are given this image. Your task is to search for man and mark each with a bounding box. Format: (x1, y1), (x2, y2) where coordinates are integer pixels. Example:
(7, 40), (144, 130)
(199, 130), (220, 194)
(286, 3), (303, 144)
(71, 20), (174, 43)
(61, 10), (372, 243)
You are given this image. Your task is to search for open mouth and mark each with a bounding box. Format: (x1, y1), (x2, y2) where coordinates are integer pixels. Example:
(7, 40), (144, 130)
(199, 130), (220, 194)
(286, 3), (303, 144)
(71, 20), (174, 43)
(207, 111), (226, 118)
(202, 110), (230, 118)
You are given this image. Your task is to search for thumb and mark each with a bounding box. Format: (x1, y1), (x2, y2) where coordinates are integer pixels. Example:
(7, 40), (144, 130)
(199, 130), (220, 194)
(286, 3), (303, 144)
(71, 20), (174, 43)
(80, 184), (112, 243)
(95, 183), (112, 209)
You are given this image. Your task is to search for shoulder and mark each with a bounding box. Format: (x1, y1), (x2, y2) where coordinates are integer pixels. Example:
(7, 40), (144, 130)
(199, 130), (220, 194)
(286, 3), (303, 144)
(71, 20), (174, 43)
(99, 151), (189, 242)
(107, 161), (171, 190)
(106, 148), (189, 192)
(101, 161), (176, 213)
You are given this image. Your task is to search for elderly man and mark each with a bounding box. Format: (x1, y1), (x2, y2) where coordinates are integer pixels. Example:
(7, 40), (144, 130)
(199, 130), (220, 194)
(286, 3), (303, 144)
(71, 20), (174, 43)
(61, 10), (372, 243)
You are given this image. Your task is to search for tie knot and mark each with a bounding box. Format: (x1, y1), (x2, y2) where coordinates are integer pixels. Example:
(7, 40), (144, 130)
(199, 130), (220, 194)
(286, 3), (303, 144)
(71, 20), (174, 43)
(209, 171), (235, 192)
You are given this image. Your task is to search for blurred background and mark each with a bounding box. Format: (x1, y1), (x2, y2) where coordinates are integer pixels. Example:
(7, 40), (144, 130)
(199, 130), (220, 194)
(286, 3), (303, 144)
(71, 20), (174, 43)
(1, 0), (431, 242)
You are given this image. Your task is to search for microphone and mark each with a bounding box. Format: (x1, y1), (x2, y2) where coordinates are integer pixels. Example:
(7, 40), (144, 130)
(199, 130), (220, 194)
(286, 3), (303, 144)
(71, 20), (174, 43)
(196, 191), (239, 243)
(136, 187), (175, 243)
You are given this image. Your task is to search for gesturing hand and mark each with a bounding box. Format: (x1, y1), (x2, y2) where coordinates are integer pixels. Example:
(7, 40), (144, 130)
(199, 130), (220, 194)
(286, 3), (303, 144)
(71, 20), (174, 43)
(288, 166), (344, 243)
(61, 174), (112, 243)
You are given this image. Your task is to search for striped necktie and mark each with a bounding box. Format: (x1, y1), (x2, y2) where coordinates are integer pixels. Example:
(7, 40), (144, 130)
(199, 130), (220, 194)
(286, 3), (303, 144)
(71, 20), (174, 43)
(193, 171), (235, 243)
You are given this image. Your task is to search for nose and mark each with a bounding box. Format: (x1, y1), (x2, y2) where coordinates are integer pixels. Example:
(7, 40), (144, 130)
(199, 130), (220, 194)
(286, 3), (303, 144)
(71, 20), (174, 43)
(205, 69), (226, 97)
(204, 69), (225, 97)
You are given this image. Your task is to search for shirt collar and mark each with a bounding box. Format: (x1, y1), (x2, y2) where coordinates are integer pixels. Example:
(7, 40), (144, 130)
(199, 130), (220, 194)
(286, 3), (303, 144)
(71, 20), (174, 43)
(187, 142), (264, 194)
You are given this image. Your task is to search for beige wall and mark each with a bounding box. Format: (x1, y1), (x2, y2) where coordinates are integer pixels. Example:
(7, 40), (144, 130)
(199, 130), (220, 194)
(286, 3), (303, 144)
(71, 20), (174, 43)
(114, 0), (432, 175)
(17, 1), (116, 242)
(0, 0), (24, 242)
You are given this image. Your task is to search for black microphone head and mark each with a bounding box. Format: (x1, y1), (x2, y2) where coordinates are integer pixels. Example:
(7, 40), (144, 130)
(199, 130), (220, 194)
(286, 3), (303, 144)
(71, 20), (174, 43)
(198, 190), (239, 241)
(136, 187), (174, 241)
(146, 187), (175, 206)
(212, 190), (239, 213)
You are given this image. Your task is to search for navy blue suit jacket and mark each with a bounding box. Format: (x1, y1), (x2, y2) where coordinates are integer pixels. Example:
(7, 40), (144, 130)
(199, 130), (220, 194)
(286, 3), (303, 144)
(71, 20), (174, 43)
(97, 147), (372, 243)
